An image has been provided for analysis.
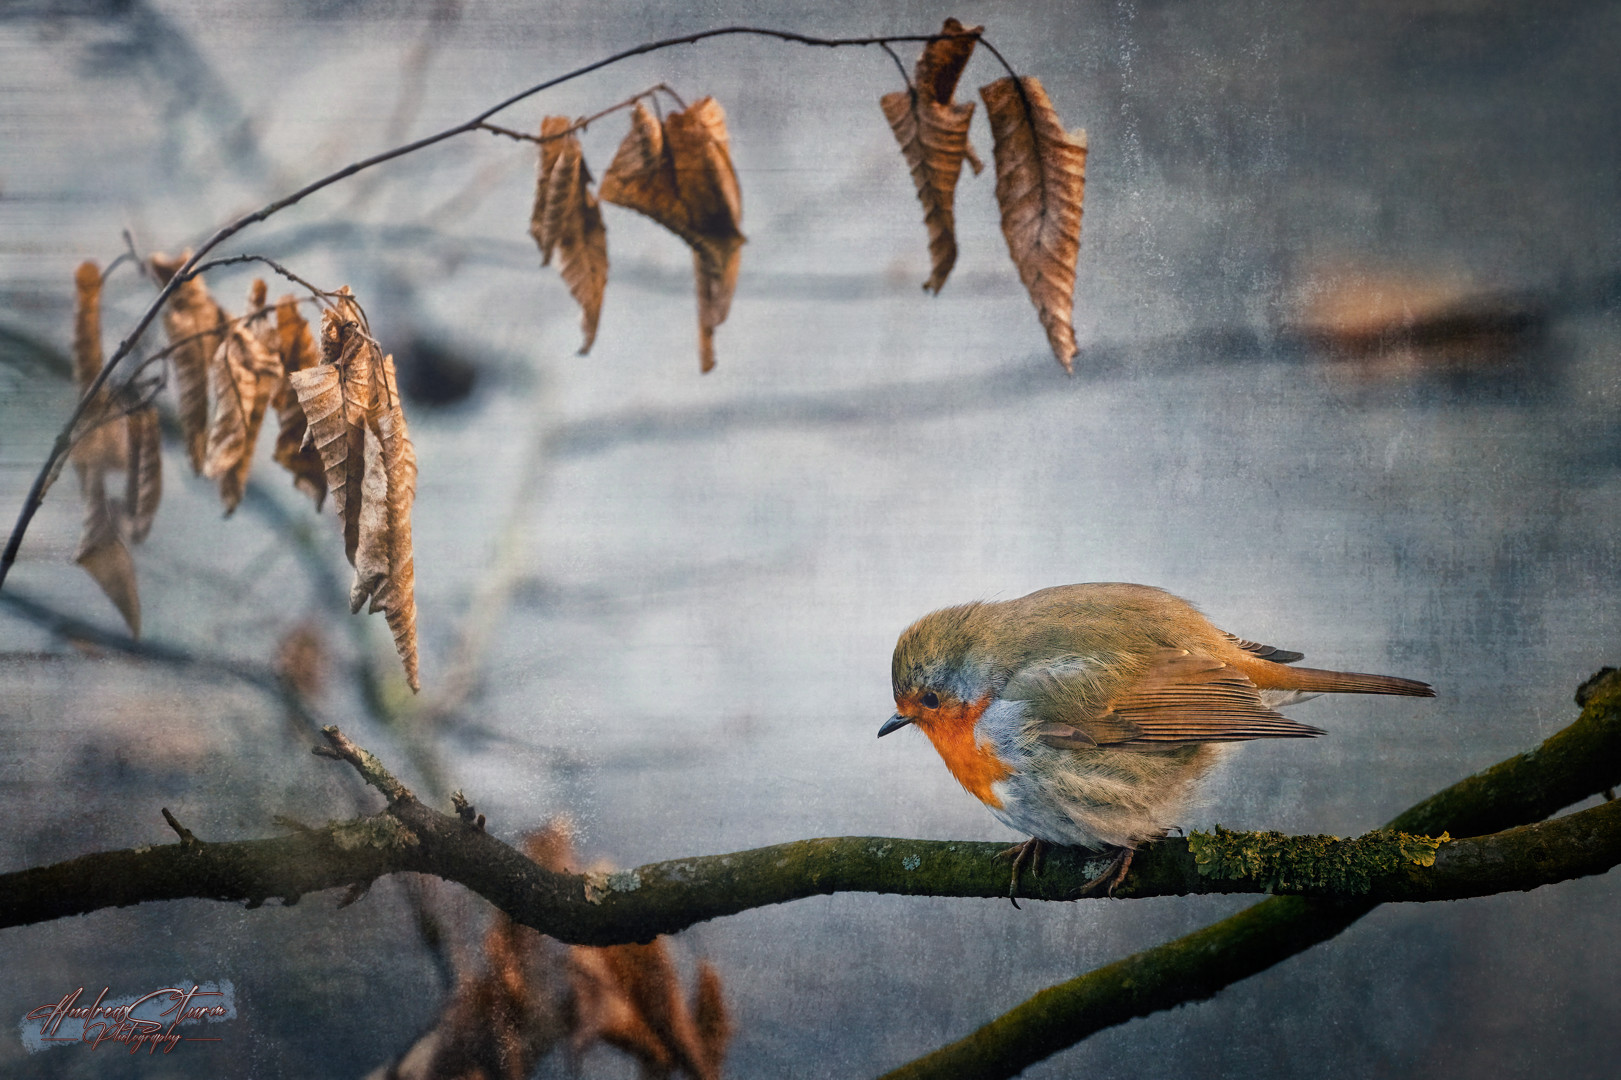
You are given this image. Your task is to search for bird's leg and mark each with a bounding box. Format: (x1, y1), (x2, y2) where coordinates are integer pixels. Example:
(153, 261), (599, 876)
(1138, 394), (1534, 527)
(994, 837), (1047, 908)
(1075, 845), (1135, 897)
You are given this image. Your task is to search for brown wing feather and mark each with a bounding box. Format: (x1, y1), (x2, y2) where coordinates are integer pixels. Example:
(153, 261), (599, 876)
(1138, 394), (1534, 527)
(1083, 648), (1323, 746)
(1222, 631), (1305, 664)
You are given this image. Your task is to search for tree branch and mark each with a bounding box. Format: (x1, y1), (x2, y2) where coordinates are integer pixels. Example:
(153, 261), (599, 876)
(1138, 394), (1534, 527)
(2, 672), (1618, 948)
(879, 666), (1621, 1080)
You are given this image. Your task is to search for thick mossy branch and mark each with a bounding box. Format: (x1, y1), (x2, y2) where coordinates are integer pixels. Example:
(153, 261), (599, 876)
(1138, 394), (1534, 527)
(879, 667), (1621, 1080)
(3, 681), (1621, 946)
(1187, 827), (1448, 894)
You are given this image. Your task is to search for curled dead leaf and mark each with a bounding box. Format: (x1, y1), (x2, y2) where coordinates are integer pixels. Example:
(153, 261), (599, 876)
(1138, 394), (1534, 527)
(530, 116), (610, 354)
(70, 261), (127, 471)
(980, 76), (1087, 371)
(74, 467), (140, 637)
(123, 405), (162, 543)
(290, 294), (373, 564)
(368, 352), (419, 692)
(271, 295), (328, 508)
(203, 281), (282, 515)
(150, 251), (229, 472)
(289, 289), (419, 691)
(600, 98), (746, 372)
(881, 18), (984, 294)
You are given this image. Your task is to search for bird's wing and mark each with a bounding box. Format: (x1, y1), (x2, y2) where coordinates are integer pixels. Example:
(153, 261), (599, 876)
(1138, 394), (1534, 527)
(1221, 631), (1305, 664)
(1024, 648), (1323, 749)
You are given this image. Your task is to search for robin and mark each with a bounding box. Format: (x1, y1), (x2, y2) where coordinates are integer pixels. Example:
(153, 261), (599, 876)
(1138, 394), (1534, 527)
(879, 582), (1434, 901)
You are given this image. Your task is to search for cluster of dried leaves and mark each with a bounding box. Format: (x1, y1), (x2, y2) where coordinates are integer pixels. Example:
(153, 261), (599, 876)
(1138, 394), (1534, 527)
(525, 18), (1087, 373)
(373, 824), (731, 1080)
(882, 18), (1089, 370)
(530, 94), (745, 373)
(66, 258), (420, 690)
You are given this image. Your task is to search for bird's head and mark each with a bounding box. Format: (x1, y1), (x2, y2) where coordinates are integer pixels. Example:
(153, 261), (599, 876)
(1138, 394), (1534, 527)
(881, 602), (999, 737)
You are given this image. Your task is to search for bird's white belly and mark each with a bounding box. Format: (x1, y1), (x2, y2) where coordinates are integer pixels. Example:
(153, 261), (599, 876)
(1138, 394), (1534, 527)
(975, 697), (1226, 849)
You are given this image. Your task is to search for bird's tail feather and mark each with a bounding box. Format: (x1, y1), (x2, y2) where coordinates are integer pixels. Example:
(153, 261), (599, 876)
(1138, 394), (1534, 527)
(1252, 663), (1435, 697)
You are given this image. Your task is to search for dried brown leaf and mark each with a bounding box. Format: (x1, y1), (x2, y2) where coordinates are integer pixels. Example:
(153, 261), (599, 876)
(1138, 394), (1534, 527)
(529, 116), (610, 354)
(74, 467), (140, 637)
(123, 405), (162, 543)
(883, 19), (984, 295)
(270, 295), (328, 508)
(275, 621), (326, 700)
(980, 76), (1088, 371)
(600, 98), (746, 373)
(203, 318), (281, 515)
(70, 261), (127, 470)
(915, 17), (982, 105)
(368, 352), (419, 692)
(290, 296), (373, 564)
(693, 961), (731, 1080)
(150, 251), (229, 471)
(882, 93), (977, 295)
(349, 429), (390, 615)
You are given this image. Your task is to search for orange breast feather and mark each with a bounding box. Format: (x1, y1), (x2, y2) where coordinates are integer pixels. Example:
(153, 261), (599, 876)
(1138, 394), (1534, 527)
(914, 696), (1012, 807)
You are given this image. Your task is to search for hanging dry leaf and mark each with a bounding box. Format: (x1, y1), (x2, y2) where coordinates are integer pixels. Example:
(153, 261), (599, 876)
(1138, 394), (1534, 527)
(70, 261), (127, 470)
(289, 289), (419, 691)
(529, 116), (610, 354)
(270, 295), (328, 508)
(203, 281), (282, 514)
(123, 405), (162, 543)
(980, 76), (1087, 371)
(150, 251), (229, 471)
(367, 352), (419, 692)
(290, 294), (373, 564)
(349, 430), (390, 615)
(74, 467), (140, 637)
(881, 17), (984, 294)
(600, 98), (746, 373)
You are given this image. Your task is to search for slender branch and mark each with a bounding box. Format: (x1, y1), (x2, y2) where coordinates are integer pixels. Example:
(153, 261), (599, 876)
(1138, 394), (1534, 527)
(1, 672), (1618, 947)
(0, 23), (1010, 593)
(476, 83), (683, 145)
(879, 666), (1621, 1080)
(184, 255), (341, 305)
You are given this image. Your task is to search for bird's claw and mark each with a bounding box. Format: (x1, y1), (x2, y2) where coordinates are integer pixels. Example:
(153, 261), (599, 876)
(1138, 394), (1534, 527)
(1075, 846), (1135, 897)
(996, 837), (1046, 908)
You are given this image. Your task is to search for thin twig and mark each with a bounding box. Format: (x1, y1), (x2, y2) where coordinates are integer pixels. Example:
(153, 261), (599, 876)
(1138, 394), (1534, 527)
(880, 42), (912, 88)
(185, 255), (342, 306)
(476, 81), (686, 145)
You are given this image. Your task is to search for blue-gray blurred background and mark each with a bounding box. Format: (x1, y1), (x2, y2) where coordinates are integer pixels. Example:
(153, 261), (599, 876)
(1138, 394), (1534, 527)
(2, 1), (1619, 1076)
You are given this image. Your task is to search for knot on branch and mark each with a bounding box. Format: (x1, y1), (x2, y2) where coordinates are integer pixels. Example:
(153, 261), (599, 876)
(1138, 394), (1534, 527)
(1188, 826), (1449, 894)
(161, 807), (201, 851)
(450, 789), (486, 832)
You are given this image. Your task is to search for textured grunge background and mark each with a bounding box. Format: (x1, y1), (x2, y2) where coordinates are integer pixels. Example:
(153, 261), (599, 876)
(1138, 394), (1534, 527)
(2, 1), (1619, 1076)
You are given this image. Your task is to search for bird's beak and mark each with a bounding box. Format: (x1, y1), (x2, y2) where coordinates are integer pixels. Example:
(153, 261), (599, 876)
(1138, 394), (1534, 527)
(878, 713), (913, 738)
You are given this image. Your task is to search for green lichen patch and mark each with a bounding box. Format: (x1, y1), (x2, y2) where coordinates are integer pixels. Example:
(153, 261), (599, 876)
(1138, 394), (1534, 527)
(1187, 826), (1449, 894)
(328, 815), (419, 853)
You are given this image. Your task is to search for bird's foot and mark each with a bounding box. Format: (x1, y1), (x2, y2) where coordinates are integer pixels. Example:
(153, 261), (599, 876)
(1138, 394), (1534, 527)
(994, 837), (1047, 909)
(1075, 845), (1135, 898)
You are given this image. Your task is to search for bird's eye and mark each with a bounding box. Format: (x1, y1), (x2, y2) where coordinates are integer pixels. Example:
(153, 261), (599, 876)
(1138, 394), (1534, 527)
(921, 692), (940, 709)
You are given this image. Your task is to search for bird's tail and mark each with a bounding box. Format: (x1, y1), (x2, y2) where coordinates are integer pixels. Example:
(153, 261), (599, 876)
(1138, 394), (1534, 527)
(1243, 661), (1435, 697)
